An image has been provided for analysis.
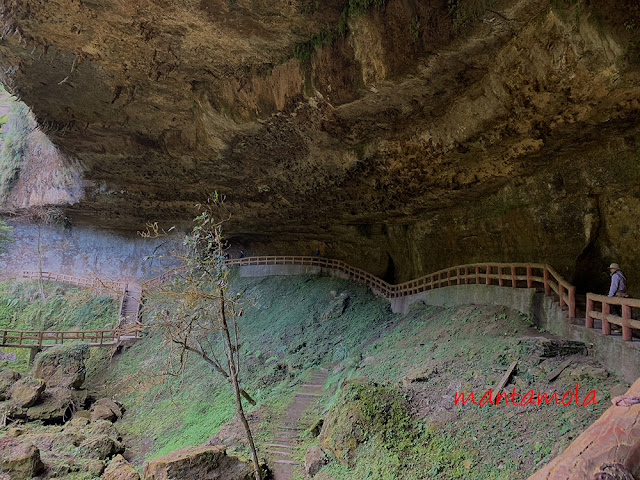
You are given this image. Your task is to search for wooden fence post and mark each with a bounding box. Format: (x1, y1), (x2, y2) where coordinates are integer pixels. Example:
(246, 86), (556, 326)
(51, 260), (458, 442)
(457, 268), (461, 285)
(622, 305), (632, 341)
(568, 286), (576, 318)
(585, 296), (594, 328)
(511, 265), (517, 288)
(475, 266), (480, 284)
(544, 268), (550, 295)
(486, 266), (491, 286)
(465, 267), (469, 285)
(498, 266), (503, 287)
(526, 266), (533, 288)
(559, 284), (565, 309)
(602, 302), (611, 336)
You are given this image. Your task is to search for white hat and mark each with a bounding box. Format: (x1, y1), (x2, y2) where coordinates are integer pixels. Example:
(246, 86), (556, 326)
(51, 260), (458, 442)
(609, 263), (620, 270)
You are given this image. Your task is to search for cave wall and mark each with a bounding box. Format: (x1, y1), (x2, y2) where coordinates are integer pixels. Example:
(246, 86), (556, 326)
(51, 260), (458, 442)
(0, 221), (179, 281)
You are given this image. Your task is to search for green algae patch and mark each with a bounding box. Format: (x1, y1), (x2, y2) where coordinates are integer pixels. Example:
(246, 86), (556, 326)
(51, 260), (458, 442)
(318, 379), (471, 480)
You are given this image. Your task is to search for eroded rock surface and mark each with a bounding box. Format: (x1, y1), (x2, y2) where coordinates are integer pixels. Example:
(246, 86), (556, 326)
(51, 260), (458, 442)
(141, 445), (253, 480)
(0, 437), (45, 479)
(103, 455), (140, 480)
(304, 446), (328, 477)
(529, 377), (640, 479)
(2, 1), (640, 288)
(33, 343), (89, 389)
(10, 377), (45, 408)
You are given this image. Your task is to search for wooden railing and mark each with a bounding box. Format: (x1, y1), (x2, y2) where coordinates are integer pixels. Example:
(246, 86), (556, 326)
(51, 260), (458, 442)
(586, 293), (640, 341)
(141, 266), (189, 290)
(19, 270), (126, 293)
(0, 271), (141, 348)
(0, 328), (125, 348)
(146, 256), (577, 319)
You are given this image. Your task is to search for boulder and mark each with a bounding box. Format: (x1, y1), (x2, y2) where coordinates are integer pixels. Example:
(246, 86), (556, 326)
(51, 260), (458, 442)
(0, 437), (45, 479)
(89, 419), (121, 439)
(142, 445), (253, 480)
(0, 369), (21, 400)
(10, 377), (45, 408)
(103, 455), (140, 480)
(304, 446), (328, 477)
(92, 403), (117, 422)
(32, 342), (89, 389)
(68, 415), (90, 428)
(94, 398), (124, 419)
(78, 434), (125, 460)
(87, 459), (106, 476)
(26, 387), (76, 423)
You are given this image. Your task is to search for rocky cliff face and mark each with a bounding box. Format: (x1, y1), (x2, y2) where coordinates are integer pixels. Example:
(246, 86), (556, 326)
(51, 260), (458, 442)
(1, 0), (640, 292)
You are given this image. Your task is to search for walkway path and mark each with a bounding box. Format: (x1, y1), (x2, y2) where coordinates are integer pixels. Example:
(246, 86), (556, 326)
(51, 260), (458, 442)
(265, 367), (330, 480)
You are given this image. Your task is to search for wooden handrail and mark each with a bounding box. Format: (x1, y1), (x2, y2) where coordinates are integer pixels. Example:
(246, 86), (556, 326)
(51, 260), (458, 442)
(585, 292), (640, 342)
(13, 256), (634, 348)
(10, 271), (141, 344)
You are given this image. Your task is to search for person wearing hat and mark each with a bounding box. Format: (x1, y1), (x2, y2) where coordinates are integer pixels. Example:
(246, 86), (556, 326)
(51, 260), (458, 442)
(608, 263), (629, 298)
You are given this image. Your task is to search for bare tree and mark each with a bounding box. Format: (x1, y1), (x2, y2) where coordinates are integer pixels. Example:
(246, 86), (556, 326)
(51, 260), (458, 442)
(142, 195), (263, 480)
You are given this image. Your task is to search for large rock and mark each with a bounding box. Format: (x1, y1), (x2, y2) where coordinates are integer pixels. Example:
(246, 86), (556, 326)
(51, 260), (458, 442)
(33, 343), (89, 389)
(26, 387), (84, 423)
(528, 378), (640, 479)
(0, 437), (45, 479)
(79, 434), (125, 460)
(92, 404), (117, 423)
(304, 446), (328, 477)
(142, 445), (253, 480)
(10, 377), (45, 408)
(103, 455), (140, 480)
(91, 398), (123, 422)
(0, 370), (21, 400)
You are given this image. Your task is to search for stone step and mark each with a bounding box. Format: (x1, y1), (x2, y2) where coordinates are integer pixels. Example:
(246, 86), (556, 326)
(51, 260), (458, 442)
(267, 444), (294, 449)
(295, 392), (321, 397)
(273, 459), (301, 465)
(277, 426), (300, 431)
(302, 384), (324, 388)
(266, 450), (293, 457)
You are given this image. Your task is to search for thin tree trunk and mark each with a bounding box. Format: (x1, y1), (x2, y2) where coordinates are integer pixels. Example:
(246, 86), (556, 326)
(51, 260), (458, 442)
(219, 296), (262, 480)
(37, 225), (45, 302)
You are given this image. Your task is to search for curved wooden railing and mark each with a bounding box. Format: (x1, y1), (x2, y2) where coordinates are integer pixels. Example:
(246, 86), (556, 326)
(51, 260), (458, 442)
(222, 256), (578, 315)
(0, 271), (141, 349)
(144, 256), (576, 318)
(6, 257), (638, 348)
(148, 256), (640, 342)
